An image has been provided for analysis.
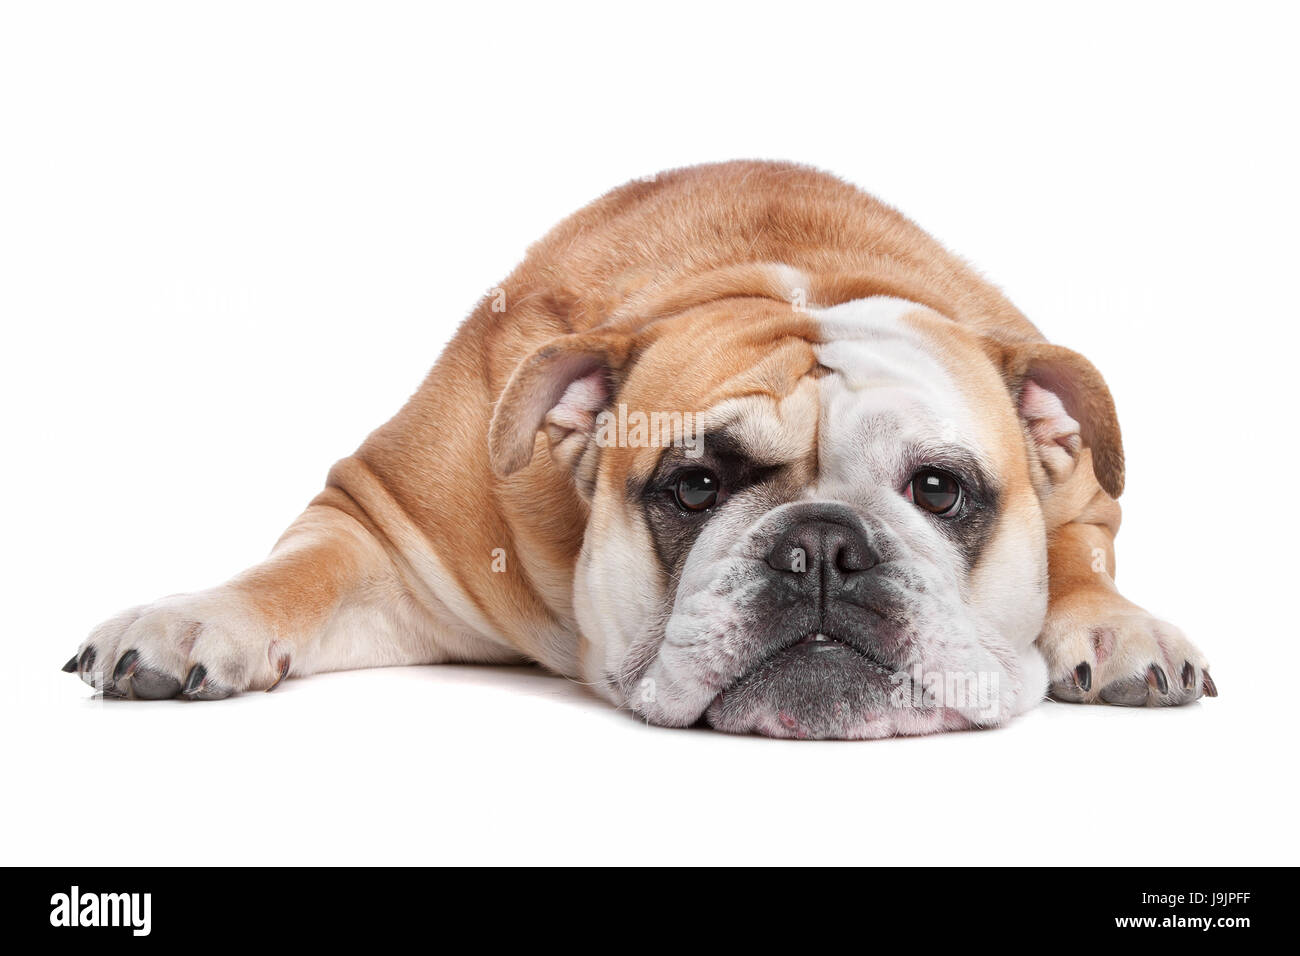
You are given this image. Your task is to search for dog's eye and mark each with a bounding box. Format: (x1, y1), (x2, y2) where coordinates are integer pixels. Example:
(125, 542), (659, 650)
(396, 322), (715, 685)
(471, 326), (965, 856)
(674, 469), (720, 511)
(908, 468), (962, 516)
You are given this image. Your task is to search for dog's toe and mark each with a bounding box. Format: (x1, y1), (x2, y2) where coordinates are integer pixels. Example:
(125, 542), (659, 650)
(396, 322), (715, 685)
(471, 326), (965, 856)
(125, 664), (184, 700)
(1099, 675), (1150, 706)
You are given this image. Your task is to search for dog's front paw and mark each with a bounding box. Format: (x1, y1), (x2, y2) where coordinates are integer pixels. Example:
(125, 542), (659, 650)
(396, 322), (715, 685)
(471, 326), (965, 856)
(63, 591), (290, 700)
(1037, 592), (1216, 707)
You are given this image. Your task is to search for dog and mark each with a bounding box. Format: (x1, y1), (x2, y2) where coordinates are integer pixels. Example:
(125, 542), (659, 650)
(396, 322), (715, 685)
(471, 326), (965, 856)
(64, 160), (1215, 738)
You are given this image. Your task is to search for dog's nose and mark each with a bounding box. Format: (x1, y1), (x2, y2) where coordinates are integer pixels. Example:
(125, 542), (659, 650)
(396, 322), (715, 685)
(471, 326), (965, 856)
(765, 516), (878, 601)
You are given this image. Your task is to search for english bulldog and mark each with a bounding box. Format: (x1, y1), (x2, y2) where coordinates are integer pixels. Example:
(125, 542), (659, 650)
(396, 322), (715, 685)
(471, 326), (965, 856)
(64, 161), (1216, 738)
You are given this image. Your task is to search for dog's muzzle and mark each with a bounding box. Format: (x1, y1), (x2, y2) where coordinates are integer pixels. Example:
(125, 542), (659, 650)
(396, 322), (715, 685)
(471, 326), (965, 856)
(747, 503), (903, 663)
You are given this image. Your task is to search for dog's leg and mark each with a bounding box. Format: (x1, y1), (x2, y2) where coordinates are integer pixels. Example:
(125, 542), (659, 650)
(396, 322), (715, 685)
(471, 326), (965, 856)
(1036, 466), (1215, 707)
(67, 462), (514, 700)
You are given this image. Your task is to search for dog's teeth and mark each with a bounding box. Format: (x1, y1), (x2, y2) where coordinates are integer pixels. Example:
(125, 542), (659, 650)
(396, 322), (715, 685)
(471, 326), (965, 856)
(813, 633), (827, 642)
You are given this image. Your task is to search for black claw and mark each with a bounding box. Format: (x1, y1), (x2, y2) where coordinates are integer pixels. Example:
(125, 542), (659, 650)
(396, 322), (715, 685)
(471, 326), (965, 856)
(112, 649), (140, 683)
(61, 655), (79, 673)
(181, 664), (207, 696)
(1182, 661), (1195, 691)
(1074, 662), (1092, 692)
(78, 647), (96, 673)
(1202, 671), (1219, 698)
(1147, 664), (1169, 694)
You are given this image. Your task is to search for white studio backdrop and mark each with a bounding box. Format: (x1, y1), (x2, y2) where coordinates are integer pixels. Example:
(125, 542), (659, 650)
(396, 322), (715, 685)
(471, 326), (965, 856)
(1, 1), (1296, 865)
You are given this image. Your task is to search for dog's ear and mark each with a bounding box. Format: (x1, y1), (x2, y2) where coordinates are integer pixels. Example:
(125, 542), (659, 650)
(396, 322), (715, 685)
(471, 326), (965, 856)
(488, 332), (633, 486)
(987, 340), (1125, 498)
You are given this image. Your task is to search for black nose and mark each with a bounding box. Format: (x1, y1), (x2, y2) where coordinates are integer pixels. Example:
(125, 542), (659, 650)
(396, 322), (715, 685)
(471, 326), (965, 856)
(765, 515), (878, 603)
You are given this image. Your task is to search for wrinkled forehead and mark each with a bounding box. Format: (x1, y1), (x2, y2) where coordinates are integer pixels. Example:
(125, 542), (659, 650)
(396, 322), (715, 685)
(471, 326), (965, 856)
(612, 301), (822, 484)
(812, 297), (993, 481)
(611, 296), (1010, 486)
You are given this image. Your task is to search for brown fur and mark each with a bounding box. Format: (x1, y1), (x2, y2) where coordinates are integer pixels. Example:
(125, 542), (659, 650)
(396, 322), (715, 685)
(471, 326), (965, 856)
(82, 160), (1174, 707)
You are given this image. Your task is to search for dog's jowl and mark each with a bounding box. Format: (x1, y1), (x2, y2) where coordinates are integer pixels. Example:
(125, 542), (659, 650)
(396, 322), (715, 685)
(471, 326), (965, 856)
(65, 161), (1215, 738)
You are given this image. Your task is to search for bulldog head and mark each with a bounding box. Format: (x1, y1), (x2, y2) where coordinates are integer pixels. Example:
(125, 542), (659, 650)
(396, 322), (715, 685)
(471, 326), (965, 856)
(489, 294), (1122, 739)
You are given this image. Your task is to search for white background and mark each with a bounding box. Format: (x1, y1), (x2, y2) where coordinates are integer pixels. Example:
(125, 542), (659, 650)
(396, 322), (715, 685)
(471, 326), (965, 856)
(2, 1), (1297, 865)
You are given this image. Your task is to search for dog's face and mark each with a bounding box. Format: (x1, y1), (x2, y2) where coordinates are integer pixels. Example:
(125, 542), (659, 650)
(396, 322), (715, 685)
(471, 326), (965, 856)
(491, 295), (1121, 738)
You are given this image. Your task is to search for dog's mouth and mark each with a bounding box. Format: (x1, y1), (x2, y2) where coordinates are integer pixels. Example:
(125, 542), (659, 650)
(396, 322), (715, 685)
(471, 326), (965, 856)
(773, 630), (893, 669)
(703, 629), (906, 738)
(796, 632), (846, 647)
(715, 629), (900, 694)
